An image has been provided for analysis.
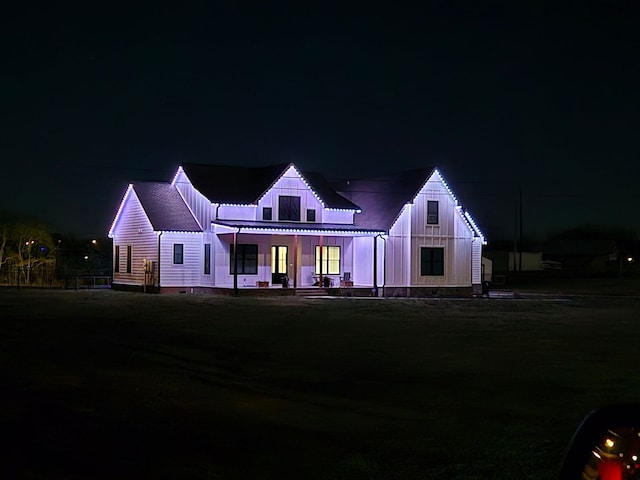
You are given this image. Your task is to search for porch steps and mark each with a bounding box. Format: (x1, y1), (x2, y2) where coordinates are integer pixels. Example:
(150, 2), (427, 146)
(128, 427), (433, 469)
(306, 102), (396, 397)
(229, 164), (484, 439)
(294, 288), (329, 297)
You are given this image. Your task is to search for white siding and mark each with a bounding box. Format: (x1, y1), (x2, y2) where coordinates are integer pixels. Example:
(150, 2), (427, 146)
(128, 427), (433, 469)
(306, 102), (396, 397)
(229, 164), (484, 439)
(217, 205), (256, 221)
(172, 170), (209, 230)
(159, 232), (203, 287)
(258, 167), (325, 223)
(322, 209), (354, 224)
(111, 190), (158, 286)
(385, 205), (412, 286)
(352, 236), (384, 287)
(472, 238), (483, 285)
(409, 174), (476, 287)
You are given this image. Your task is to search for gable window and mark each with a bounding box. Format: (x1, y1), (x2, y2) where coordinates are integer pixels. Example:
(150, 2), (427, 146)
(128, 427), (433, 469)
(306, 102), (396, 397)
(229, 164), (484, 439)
(230, 244), (258, 274)
(427, 200), (439, 225)
(126, 245), (132, 273)
(278, 196), (301, 221)
(262, 207), (272, 221)
(315, 246), (340, 275)
(421, 247), (444, 276)
(306, 209), (316, 222)
(204, 243), (211, 275)
(173, 244), (184, 264)
(114, 245), (120, 273)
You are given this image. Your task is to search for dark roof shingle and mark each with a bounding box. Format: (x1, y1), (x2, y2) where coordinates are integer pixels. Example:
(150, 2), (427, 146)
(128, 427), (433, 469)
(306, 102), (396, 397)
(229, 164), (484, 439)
(334, 167), (436, 230)
(180, 163), (360, 210)
(133, 182), (202, 232)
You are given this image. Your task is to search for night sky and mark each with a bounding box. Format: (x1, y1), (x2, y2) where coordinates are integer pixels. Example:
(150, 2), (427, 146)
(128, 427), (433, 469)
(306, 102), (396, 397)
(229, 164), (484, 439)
(2, 2), (639, 241)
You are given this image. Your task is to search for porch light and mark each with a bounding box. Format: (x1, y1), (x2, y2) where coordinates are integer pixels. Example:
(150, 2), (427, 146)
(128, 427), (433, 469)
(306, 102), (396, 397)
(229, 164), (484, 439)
(627, 257), (634, 263)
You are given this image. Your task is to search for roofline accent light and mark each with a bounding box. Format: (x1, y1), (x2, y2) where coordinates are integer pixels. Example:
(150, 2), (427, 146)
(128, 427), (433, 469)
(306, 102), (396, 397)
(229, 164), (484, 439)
(108, 184), (135, 237)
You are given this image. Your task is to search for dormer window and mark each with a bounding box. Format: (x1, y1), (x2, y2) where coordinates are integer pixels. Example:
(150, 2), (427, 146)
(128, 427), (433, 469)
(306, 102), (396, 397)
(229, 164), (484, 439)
(279, 196), (300, 221)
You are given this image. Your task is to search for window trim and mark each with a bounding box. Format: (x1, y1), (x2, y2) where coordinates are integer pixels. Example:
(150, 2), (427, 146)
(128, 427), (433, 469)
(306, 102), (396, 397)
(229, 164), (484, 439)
(126, 245), (132, 273)
(315, 245), (341, 275)
(173, 243), (184, 265)
(230, 244), (259, 275)
(278, 195), (301, 221)
(204, 243), (211, 275)
(427, 200), (439, 225)
(306, 209), (316, 222)
(420, 247), (444, 276)
(114, 245), (120, 273)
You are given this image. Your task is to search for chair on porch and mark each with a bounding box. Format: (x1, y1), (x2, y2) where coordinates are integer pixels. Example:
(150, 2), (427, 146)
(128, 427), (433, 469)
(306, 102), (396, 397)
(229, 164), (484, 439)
(340, 272), (353, 287)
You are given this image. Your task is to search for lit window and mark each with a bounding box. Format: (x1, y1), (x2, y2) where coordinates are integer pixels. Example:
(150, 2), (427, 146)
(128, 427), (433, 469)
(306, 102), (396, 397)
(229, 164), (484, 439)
(230, 244), (258, 274)
(173, 244), (184, 264)
(421, 247), (444, 276)
(427, 201), (439, 225)
(279, 196), (301, 221)
(315, 246), (340, 275)
(271, 246), (287, 274)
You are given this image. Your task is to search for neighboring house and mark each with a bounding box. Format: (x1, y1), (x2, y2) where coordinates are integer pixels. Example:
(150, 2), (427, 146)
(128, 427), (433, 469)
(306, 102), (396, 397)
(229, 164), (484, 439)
(108, 163), (485, 296)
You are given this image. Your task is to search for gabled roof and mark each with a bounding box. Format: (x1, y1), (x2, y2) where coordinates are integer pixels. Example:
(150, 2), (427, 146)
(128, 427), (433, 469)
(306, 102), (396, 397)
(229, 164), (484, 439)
(179, 162), (360, 210)
(334, 167), (436, 230)
(180, 163), (288, 205)
(133, 182), (202, 232)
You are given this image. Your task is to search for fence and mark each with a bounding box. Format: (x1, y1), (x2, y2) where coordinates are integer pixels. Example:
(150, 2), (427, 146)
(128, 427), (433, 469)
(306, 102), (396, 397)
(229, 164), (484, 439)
(64, 276), (113, 290)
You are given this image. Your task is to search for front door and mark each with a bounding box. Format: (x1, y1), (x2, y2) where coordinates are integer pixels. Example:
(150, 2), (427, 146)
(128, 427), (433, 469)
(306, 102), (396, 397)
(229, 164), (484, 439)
(271, 245), (288, 286)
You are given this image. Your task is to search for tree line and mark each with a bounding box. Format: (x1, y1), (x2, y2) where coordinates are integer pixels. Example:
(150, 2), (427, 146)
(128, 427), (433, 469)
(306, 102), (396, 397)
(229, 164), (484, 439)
(0, 215), (112, 287)
(0, 220), (57, 286)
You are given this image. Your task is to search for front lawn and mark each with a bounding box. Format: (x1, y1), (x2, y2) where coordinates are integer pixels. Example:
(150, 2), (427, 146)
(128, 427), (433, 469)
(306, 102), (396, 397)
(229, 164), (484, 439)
(1, 289), (639, 479)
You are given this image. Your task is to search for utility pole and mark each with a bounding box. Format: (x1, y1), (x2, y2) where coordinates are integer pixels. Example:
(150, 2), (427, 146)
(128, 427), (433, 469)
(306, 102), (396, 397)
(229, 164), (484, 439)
(519, 187), (523, 272)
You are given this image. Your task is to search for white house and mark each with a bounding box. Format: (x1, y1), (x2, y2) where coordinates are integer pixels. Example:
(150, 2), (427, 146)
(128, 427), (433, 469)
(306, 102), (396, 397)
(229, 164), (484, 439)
(108, 163), (486, 296)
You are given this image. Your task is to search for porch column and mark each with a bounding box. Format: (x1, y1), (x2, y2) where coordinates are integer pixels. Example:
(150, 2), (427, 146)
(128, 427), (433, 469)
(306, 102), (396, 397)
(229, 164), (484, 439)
(318, 235), (323, 288)
(373, 235), (378, 297)
(293, 234), (298, 289)
(233, 230), (239, 296)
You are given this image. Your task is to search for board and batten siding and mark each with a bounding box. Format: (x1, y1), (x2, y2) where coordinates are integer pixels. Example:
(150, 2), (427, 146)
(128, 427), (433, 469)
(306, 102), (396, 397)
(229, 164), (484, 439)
(159, 232), (203, 287)
(408, 174), (475, 287)
(385, 204), (412, 287)
(111, 190), (158, 286)
(172, 170), (210, 230)
(258, 166), (325, 223)
(351, 236), (384, 287)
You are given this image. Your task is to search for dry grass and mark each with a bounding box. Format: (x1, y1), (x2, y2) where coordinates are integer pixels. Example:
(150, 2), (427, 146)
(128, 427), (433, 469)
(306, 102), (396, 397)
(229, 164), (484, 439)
(1, 288), (639, 479)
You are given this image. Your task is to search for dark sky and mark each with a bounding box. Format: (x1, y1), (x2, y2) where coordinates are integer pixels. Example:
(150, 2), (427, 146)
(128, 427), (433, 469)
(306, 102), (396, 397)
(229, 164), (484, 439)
(2, 2), (639, 241)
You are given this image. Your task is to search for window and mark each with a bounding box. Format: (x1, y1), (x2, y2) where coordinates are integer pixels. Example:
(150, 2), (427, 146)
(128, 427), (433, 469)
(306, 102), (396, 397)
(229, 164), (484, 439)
(173, 244), (184, 264)
(230, 244), (258, 274)
(126, 245), (132, 273)
(306, 209), (316, 222)
(421, 247), (444, 276)
(262, 207), (272, 221)
(271, 246), (287, 274)
(114, 245), (120, 273)
(278, 196), (301, 221)
(315, 246), (340, 275)
(204, 243), (211, 275)
(427, 200), (439, 225)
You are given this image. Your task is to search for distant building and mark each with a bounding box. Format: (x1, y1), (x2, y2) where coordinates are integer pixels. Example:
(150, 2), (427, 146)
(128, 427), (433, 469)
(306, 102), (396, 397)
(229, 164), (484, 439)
(108, 163), (485, 296)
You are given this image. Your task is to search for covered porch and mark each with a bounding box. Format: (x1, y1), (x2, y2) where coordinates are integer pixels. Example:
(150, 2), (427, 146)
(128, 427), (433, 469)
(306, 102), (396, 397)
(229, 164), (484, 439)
(212, 221), (386, 295)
